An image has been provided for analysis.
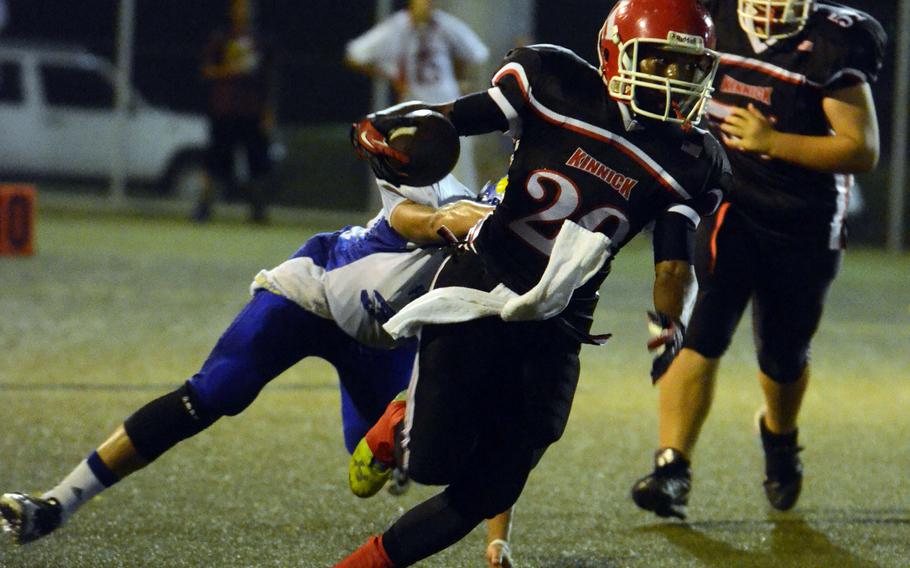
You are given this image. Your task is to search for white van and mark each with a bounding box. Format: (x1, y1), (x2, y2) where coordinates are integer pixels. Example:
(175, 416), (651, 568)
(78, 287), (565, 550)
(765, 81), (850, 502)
(0, 41), (208, 195)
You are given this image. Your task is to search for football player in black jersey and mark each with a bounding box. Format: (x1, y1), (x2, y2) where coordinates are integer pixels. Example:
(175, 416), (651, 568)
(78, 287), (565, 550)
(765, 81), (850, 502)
(337, 0), (730, 565)
(632, 0), (886, 520)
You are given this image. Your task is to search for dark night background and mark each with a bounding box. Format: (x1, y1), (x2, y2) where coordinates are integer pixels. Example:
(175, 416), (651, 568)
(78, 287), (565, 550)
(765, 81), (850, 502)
(0, 0), (904, 240)
(2, 1), (898, 125)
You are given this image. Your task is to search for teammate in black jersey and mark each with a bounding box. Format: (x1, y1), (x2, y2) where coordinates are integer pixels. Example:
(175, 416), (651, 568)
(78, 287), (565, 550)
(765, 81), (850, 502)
(632, 0), (886, 519)
(336, 1), (730, 565)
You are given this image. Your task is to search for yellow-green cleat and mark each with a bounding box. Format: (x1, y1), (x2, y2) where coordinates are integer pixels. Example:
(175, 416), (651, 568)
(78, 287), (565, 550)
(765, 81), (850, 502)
(348, 438), (392, 498)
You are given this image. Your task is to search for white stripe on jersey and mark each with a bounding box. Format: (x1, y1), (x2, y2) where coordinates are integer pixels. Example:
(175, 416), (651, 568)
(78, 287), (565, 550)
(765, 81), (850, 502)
(492, 62), (531, 95)
(400, 342), (419, 472)
(491, 61), (692, 200)
(825, 68), (869, 87)
(667, 204), (702, 228)
(488, 86), (521, 137)
(829, 173), (853, 250)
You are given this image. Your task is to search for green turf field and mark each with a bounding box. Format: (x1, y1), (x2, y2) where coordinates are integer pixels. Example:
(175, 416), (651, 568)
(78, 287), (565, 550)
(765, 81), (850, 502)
(1, 210), (908, 567)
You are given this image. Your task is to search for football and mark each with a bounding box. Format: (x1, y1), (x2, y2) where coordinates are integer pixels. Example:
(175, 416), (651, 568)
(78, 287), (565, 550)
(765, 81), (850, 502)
(386, 110), (460, 186)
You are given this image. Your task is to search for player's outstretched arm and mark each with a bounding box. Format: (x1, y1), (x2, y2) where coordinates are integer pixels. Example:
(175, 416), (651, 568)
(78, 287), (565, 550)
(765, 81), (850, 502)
(389, 199), (493, 245)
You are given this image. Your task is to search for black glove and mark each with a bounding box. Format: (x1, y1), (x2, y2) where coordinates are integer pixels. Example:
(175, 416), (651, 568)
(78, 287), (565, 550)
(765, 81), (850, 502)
(646, 311), (685, 383)
(350, 113), (419, 186)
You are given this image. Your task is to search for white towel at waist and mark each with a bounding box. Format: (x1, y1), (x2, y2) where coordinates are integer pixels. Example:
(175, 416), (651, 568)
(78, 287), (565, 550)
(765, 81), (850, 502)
(383, 220), (611, 339)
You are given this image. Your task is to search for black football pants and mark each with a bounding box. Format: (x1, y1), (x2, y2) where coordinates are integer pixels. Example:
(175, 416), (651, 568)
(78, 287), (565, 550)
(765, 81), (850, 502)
(685, 204), (842, 383)
(382, 250), (582, 566)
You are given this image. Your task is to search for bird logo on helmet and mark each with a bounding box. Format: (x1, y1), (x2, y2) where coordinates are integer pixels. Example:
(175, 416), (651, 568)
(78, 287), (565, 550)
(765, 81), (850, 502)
(598, 0), (720, 127)
(738, 0), (814, 40)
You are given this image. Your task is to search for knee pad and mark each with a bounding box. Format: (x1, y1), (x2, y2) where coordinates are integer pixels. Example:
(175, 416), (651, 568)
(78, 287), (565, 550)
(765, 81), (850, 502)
(757, 346), (808, 384)
(124, 383), (217, 462)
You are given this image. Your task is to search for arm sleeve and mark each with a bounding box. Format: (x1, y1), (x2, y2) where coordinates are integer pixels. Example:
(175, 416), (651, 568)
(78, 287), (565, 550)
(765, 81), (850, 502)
(486, 47), (544, 137)
(652, 208), (696, 263)
(653, 143), (730, 264)
(689, 134), (731, 219)
(824, 18), (887, 91)
(450, 90), (510, 135)
(490, 47), (541, 110)
(656, 134), (729, 264)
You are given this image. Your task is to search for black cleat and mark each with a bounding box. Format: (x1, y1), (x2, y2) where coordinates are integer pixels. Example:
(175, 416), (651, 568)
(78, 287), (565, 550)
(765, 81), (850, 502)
(758, 412), (803, 511)
(631, 448), (691, 520)
(0, 492), (63, 544)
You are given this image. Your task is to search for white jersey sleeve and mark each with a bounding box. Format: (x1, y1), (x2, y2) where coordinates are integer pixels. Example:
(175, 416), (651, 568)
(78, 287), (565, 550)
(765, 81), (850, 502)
(329, 175), (479, 346)
(323, 247), (450, 348)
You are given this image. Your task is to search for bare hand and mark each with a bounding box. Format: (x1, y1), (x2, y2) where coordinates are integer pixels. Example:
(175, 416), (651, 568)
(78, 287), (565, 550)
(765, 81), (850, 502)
(486, 540), (513, 568)
(719, 103), (776, 156)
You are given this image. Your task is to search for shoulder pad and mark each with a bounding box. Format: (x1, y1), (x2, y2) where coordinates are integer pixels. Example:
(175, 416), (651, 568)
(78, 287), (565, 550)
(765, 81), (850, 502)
(811, 3), (887, 86)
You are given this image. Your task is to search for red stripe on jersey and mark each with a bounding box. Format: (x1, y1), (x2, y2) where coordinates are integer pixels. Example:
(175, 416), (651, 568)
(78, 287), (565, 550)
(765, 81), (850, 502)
(528, 104), (688, 200)
(709, 202), (731, 274)
(492, 65), (529, 98)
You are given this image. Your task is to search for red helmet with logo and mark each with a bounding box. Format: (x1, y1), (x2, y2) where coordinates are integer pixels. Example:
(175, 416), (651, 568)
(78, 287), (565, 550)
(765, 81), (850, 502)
(598, 0), (719, 126)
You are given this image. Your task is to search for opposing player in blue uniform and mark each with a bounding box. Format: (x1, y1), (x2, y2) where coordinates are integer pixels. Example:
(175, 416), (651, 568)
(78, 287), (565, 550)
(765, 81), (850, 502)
(632, 0), (886, 519)
(0, 174), (495, 545)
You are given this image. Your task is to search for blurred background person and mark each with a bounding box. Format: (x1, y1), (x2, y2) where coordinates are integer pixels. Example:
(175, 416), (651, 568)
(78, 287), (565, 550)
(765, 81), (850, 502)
(194, 0), (275, 224)
(344, 0), (488, 190)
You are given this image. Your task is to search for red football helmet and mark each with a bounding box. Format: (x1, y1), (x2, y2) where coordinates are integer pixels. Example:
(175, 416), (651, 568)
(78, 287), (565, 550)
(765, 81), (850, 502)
(598, 0), (720, 126)
(738, 0), (814, 39)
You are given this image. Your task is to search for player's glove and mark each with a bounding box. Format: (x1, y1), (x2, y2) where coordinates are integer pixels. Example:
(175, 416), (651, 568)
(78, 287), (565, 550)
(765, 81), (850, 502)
(350, 113), (416, 185)
(647, 311), (685, 384)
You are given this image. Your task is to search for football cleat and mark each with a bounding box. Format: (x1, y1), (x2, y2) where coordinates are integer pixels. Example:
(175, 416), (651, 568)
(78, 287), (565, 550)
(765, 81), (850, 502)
(631, 448), (691, 520)
(348, 438), (393, 498)
(349, 392), (407, 499)
(757, 411), (803, 511)
(0, 492), (63, 545)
